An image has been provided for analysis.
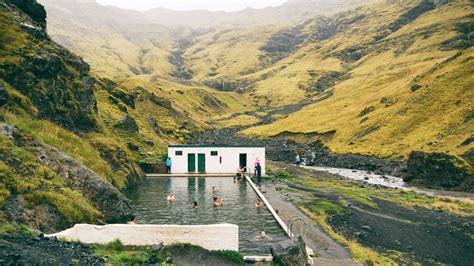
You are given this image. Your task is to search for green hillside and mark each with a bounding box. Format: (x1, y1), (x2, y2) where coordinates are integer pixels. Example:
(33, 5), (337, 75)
(242, 0), (474, 160)
(0, 0), (243, 233)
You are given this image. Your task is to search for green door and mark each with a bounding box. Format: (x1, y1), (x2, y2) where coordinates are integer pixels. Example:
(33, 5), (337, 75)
(187, 153), (196, 172)
(239, 153), (247, 169)
(198, 153), (206, 173)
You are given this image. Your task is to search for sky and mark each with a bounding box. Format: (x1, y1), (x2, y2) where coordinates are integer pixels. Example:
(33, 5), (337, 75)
(96, 0), (289, 12)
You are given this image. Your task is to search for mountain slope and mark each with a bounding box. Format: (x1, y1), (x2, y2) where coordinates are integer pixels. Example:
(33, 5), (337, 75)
(242, 0), (474, 160)
(40, 0), (179, 79)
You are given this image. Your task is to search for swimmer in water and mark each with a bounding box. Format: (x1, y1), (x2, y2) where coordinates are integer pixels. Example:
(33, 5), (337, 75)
(255, 230), (272, 240)
(127, 216), (137, 225)
(193, 201), (198, 208)
(213, 197), (224, 207)
(167, 191), (175, 202)
(255, 198), (264, 209)
(212, 186), (219, 193)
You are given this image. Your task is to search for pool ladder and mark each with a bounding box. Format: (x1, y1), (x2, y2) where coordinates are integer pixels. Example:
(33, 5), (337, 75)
(287, 215), (306, 239)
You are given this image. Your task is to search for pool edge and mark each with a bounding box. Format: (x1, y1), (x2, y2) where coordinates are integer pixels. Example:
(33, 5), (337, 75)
(245, 175), (292, 238)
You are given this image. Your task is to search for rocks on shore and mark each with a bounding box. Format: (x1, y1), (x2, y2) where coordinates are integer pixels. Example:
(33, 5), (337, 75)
(404, 151), (473, 191)
(0, 233), (104, 265)
(271, 236), (309, 265)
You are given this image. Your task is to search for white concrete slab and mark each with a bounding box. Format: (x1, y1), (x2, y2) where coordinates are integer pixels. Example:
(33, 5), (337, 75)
(46, 223), (238, 251)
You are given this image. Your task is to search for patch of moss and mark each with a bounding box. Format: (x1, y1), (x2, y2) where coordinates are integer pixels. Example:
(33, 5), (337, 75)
(92, 240), (172, 265)
(310, 200), (345, 215)
(267, 168), (296, 180)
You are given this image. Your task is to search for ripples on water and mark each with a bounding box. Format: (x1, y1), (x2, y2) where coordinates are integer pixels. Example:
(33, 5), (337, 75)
(125, 177), (288, 255)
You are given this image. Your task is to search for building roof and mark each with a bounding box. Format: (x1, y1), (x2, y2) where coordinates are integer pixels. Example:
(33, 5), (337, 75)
(168, 144), (265, 148)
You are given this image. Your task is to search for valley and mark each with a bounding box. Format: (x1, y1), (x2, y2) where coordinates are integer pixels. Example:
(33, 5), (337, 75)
(0, 0), (473, 264)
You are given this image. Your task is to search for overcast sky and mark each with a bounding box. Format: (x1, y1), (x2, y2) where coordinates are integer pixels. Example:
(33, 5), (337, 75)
(96, 0), (289, 12)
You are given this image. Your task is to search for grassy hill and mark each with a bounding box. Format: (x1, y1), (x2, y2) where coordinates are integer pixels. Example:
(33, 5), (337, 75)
(241, 0), (474, 160)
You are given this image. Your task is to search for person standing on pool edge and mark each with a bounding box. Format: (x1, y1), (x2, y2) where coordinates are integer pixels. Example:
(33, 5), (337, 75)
(166, 157), (172, 173)
(255, 158), (262, 184)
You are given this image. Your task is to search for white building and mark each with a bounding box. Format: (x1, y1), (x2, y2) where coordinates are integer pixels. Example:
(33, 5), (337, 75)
(167, 144), (265, 174)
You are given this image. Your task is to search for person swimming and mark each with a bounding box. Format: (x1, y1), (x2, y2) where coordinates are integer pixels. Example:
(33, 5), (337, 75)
(211, 186), (219, 193)
(254, 230), (272, 240)
(167, 191), (175, 202)
(193, 201), (198, 208)
(127, 216), (137, 225)
(213, 196), (224, 207)
(255, 198), (264, 208)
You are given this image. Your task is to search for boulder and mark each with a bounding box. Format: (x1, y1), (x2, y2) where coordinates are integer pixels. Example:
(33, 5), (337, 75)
(271, 236), (309, 266)
(10, 0), (47, 28)
(113, 115), (139, 133)
(127, 142), (140, 152)
(138, 162), (167, 174)
(0, 86), (9, 106)
(404, 151), (473, 191)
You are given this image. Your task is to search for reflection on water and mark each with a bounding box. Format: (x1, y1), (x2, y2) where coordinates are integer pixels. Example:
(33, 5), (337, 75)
(125, 177), (287, 255)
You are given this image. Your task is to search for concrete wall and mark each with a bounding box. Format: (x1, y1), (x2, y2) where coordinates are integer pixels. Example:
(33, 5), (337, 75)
(46, 223), (239, 251)
(168, 146), (265, 174)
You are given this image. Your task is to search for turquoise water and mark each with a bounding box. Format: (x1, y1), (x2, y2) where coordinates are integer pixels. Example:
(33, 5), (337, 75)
(125, 177), (288, 255)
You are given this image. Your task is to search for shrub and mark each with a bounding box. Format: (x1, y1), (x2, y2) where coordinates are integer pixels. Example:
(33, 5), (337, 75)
(215, 250), (244, 264)
(310, 200), (345, 215)
(0, 223), (15, 235)
(19, 224), (36, 237)
(106, 239), (124, 252)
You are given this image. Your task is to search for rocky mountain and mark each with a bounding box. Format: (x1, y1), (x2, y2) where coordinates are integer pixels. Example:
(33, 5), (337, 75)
(38, 0), (474, 190)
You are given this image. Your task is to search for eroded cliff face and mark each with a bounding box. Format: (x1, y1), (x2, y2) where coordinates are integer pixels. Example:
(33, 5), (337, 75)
(8, 0), (47, 28)
(1, 0), (98, 132)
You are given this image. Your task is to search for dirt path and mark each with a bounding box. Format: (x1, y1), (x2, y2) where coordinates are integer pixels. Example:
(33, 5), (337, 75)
(260, 183), (351, 260)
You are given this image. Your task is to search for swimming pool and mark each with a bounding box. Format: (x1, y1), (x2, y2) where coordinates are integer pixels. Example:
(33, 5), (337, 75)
(125, 177), (288, 255)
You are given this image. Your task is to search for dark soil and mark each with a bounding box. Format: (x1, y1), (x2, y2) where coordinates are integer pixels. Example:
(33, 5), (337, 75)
(0, 233), (104, 265)
(329, 198), (474, 265)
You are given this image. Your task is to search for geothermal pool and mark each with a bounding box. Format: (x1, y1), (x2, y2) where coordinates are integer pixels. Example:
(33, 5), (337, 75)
(125, 177), (288, 255)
